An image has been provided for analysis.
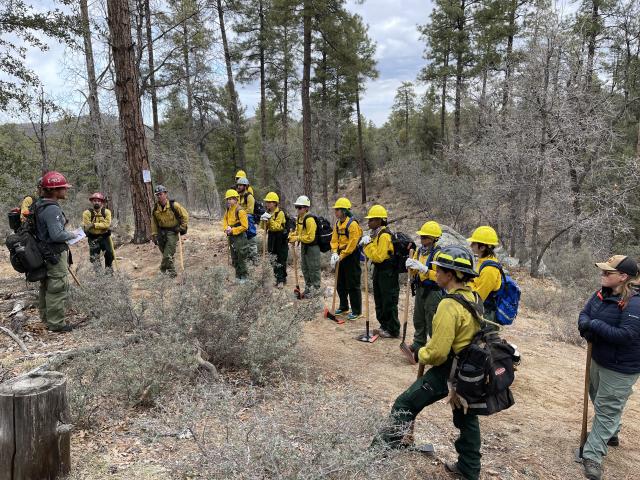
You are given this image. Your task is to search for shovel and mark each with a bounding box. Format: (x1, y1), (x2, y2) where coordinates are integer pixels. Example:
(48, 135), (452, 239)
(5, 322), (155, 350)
(177, 232), (185, 272)
(324, 260), (344, 324)
(108, 235), (118, 271)
(356, 258), (378, 343)
(575, 342), (593, 462)
(400, 249), (416, 364)
(292, 242), (303, 299)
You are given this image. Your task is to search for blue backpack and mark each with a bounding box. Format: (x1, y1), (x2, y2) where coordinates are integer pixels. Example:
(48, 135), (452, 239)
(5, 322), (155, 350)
(246, 212), (257, 239)
(479, 260), (521, 325)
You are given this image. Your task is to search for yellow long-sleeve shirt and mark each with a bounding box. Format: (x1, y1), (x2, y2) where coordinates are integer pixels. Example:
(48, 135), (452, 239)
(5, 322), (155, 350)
(289, 213), (317, 244)
(82, 208), (112, 235)
(410, 247), (438, 283)
(330, 217), (362, 259)
(260, 208), (286, 232)
(222, 204), (248, 236)
(151, 200), (189, 235)
(470, 255), (502, 301)
(239, 192), (255, 214)
(363, 228), (394, 264)
(418, 286), (481, 366)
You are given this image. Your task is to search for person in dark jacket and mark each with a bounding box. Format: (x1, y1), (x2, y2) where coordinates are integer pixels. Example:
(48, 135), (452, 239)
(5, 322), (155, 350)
(577, 255), (640, 480)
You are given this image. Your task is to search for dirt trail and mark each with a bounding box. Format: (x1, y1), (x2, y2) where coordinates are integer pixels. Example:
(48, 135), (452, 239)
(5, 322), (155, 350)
(1, 218), (639, 479)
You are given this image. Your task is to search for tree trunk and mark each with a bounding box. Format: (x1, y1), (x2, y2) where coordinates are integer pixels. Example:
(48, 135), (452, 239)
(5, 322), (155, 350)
(198, 142), (221, 215)
(0, 372), (71, 479)
(216, 0), (245, 170)
(356, 84), (366, 203)
(259, 0), (268, 187)
(453, 1), (465, 152)
(530, 42), (552, 277)
(501, 0), (517, 111)
(80, 0), (109, 196)
(107, 0), (154, 243)
(144, 0), (160, 140)
(301, 0), (313, 200)
(440, 50), (449, 142)
(320, 45), (329, 211)
(585, 0), (600, 91)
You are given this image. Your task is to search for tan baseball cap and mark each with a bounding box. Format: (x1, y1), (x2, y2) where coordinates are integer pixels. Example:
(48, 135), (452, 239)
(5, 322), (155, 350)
(595, 255), (639, 276)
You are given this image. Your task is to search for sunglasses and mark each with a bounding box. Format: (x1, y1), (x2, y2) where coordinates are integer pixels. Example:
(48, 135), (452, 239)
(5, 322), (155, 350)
(295, 206), (305, 210)
(600, 270), (620, 277)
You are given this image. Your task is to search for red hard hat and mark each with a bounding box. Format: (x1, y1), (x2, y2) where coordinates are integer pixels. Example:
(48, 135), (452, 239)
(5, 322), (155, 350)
(41, 171), (72, 189)
(89, 192), (105, 202)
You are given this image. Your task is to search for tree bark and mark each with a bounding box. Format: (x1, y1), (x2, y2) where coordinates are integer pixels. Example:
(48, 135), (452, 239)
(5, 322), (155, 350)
(453, 0), (466, 152)
(80, 0), (109, 197)
(440, 49), (449, 143)
(501, 0), (517, 111)
(107, 0), (154, 243)
(356, 83), (366, 203)
(585, 0), (600, 91)
(144, 0), (160, 140)
(320, 46), (329, 211)
(0, 372), (71, 479)
(301, 0), (313, 200)
(216, 0), (246, 170)
(259, 0), (268, 186)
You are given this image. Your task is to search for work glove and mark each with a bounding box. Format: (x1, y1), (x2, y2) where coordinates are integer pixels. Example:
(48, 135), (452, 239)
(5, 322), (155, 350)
(225, 226), (232, 236)
(289, 234), (299, 244)
(578, 318), (592, 337)
(260, 212), (272, 221)
(330, 252), (340, 269)
(152, 235), (158, 245)
(406, 258), (428, 273)
(179, 227), (187, 235)
(359, 235), (372, 246)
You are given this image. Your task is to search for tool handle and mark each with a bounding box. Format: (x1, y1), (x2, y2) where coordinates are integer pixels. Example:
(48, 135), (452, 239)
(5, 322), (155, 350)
(580, 342), (593, 448)
(178, 233), (185, 272)
(417, 362), (425, 379)
(363, 258), (369, 325)
(331, 259), (340, 312)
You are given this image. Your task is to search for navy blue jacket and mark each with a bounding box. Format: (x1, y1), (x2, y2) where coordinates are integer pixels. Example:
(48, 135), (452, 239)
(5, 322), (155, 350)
(578, 289), (640, 375)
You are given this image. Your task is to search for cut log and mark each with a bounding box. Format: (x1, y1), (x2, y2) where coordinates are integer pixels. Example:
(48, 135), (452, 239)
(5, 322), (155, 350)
(0, 372), (71, 480)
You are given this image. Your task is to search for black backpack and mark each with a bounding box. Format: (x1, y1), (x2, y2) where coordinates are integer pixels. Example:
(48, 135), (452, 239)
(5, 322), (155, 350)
(283, 211), (296, 233)
(383, 230), (416, 273)
(446, 293), (517, 416)
(5, 201), (56, 282)
(154, 199), (187, 234)
(253, 201), (266, 223)
(304, 215), (332, 252)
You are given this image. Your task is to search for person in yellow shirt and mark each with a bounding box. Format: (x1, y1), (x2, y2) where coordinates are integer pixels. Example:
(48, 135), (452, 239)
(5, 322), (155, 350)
(223, 189), (249, 282)
(467, 226), (502, 328)
(373, 245), (482, 480)
(236, 176), (258, 264)
(260, 192), (288, 287)
(289, 195), (320, 296)
(234, 170), (255, 196)
(151, 185), (189, 277)
(330, 197), (362, 320)
(82, 192), (114, 271)
(361, 204), (399, 336)
(405, 221), (444, 350)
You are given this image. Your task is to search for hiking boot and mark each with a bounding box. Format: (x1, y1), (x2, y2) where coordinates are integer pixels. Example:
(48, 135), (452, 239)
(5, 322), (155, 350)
(48, 324), (73, 333)
(377, 329), (394, 338)
(347, 313), (361, 321)
(444, 462), (469, 479)
(583, 459), (602, 480)
(608, 435), (619, 447)
(335, 308), (350, 315)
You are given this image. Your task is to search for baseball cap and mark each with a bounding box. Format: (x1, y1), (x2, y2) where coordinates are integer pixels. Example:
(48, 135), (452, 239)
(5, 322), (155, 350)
(595, 255), (639, 277)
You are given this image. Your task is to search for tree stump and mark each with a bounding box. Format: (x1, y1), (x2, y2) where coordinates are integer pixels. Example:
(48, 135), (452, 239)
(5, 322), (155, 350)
(0, 372), (71, 480)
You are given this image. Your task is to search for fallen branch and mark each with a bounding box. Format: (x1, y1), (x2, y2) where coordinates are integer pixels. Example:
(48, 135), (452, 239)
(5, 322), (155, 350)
(195, 341), (219, 379)
(27, 334), (141, 375)
(0, 326), (29, 354)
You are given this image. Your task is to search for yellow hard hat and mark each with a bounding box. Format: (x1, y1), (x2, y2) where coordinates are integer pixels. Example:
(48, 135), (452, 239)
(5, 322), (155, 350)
(467, 226), (499, 246)
(365, 204), (388, 219)
(332, 197), (352, 209)
(225, 189), (240, 199)
(235, 169), (247, 179)
(416, 221), (442, 238)
(264, 192), (280, 203)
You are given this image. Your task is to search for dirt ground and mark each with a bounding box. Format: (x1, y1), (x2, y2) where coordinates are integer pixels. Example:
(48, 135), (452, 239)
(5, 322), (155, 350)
(1, 214), (639, 479)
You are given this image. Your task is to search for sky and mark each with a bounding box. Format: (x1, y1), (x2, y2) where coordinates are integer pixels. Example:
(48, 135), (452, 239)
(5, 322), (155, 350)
(1, 0), (433, 126)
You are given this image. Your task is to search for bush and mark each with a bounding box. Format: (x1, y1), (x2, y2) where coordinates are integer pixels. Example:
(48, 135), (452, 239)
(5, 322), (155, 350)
(166, 381), (407, 479)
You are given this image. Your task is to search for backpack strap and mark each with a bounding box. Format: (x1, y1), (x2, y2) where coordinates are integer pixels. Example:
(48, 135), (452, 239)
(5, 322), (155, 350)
(445, 293), (485, 323)
(169, 200), (182, 225)
(479, 260), (504, 276)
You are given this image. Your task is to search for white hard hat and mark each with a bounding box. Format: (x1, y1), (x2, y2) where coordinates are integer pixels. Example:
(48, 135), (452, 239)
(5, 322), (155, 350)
(236, 177), (250, 186)
(294, 195), (311, 207)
